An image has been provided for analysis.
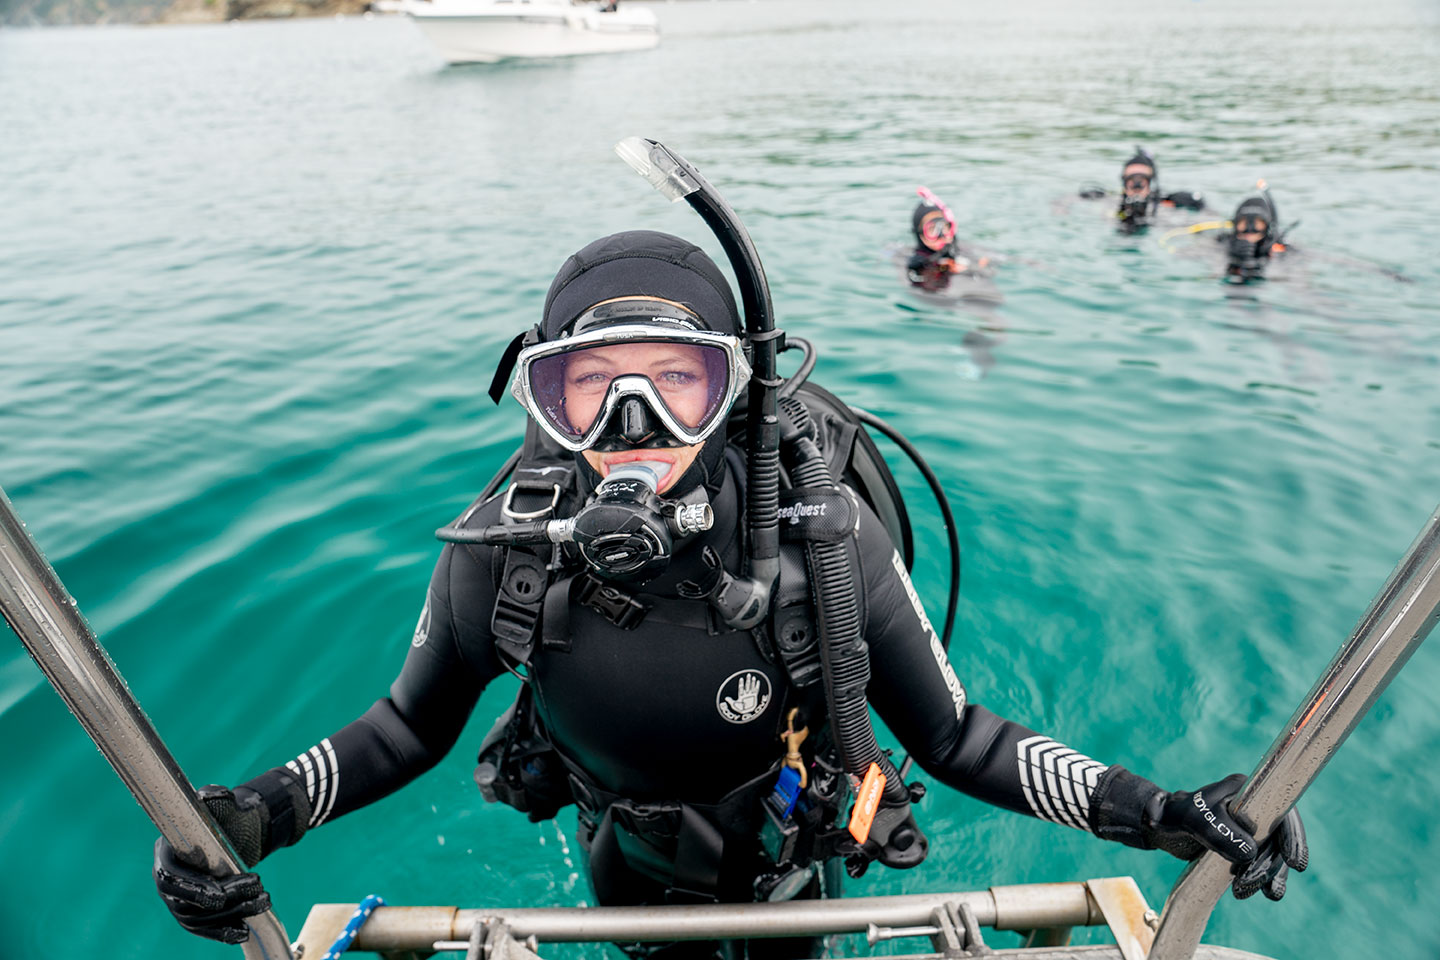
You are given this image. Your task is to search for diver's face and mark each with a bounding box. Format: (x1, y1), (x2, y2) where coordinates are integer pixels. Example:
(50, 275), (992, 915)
(1122, 164), (1153, 199)
(1235, 216), (1269, 245)
(565, 341), (712, 494)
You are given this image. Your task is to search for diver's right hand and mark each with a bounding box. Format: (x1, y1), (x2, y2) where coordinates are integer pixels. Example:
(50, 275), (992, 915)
(153, 782), (284, 942)
(153, 836), (271, 944)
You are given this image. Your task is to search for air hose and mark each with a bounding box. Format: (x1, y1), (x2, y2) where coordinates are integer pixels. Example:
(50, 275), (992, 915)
(779, 397), (926, 871)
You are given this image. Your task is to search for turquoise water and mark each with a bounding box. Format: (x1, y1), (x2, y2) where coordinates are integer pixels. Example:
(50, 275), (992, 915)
(2, 1), (1439, 957)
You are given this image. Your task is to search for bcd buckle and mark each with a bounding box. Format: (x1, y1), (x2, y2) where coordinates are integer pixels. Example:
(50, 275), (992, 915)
(577, 575), (652, 629)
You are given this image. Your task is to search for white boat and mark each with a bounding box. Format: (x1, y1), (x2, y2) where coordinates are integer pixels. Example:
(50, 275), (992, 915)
(405, 0), (659, 64)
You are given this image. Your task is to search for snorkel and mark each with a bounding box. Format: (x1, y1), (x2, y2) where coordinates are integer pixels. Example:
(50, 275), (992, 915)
(614, 137), (781, 629)
(619, 139), (927, 871)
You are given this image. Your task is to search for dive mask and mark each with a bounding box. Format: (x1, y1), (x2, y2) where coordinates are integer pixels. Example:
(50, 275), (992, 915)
(511, 299), (752, 453)
(1123, 173), (1153, 195)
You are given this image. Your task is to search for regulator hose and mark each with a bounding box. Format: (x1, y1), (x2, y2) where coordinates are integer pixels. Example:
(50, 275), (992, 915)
(779, 397), (926, 870)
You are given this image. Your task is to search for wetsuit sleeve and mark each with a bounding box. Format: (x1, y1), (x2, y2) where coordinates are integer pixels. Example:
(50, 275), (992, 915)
(1162, 190), (1206, 211)
(858, 504), (1119, 833)
(241, 541), (504, 851)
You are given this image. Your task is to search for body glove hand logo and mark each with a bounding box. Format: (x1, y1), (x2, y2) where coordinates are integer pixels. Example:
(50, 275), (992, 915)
(716, 669), (772, 724)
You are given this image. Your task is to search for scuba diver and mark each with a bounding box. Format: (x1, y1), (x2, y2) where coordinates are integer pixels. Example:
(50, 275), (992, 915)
(897, 187), (1006, 379)
(904, 186), (995, 290)
(1157, 183), (1300, 285)
(1221, 191), (1289, 282)
(1078, 147), (1207, 232)
(151, 140), (1307, 959)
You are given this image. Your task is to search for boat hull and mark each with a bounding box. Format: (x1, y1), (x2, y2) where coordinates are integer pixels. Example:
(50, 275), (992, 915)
(408, 5), (659, 63)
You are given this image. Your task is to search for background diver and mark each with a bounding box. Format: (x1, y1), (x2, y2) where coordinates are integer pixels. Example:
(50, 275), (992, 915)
(1156, 185), (1297, 284)
(152, 158), (1307, 960)
(904, 186), (997, 290)
(1221, 191), (1290, 282)
(1079, 147), (1207, 231)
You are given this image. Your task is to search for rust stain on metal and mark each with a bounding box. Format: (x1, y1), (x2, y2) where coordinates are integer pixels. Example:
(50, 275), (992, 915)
(1085, 877), (1156, 960)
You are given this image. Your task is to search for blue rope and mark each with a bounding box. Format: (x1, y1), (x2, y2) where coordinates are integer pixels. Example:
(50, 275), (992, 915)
(321, 894), (386, 960)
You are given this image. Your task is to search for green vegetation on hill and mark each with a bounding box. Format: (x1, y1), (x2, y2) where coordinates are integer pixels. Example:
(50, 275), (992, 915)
(1, 0), (170, 24)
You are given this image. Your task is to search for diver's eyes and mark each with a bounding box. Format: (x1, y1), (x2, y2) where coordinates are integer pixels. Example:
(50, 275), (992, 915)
(656, 369), (702, 387)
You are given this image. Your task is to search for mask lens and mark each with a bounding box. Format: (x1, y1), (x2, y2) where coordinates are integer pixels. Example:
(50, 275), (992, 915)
(527, 339), (732, 443)
(920, 210), (955, 250)
(1236, 216), (1267, 236)
(1124, 174), (1151, 193)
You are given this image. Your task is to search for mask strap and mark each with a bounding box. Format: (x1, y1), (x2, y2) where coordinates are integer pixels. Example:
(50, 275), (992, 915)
(488, 327), (537, 405)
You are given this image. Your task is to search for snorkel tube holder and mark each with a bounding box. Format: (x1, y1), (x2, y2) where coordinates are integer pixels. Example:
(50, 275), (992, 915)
(616, 137), (782, 628)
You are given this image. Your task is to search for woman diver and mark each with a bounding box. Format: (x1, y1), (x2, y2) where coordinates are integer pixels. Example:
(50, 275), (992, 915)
(152, 141), (1306, 960)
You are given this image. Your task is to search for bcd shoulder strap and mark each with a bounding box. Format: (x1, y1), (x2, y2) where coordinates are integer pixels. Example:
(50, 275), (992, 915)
(488, 450), (579, 668)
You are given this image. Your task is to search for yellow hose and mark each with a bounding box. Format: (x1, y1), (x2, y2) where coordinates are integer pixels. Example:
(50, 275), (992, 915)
(1158, 220), (1231, 251)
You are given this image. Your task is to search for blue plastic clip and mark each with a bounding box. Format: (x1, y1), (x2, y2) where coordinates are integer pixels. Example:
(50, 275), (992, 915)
(771, 765), (802, 819)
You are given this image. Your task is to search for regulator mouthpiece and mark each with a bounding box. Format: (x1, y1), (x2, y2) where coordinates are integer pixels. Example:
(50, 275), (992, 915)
(602, 460), (667, 490)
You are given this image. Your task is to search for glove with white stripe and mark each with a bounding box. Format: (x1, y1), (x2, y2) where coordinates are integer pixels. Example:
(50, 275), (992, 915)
(1089, 767), (1308, 901)
(153, 772), (311, 943)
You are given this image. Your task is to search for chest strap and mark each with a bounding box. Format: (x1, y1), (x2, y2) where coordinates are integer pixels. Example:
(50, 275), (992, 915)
(539, 572), (731, 653)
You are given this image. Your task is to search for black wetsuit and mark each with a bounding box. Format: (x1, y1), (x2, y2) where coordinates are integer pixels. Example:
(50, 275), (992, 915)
(905, 244), (997, 290)
(251, 448), (1113, 913)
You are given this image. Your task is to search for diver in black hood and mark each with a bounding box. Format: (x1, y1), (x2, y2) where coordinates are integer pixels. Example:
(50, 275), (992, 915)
(1223, 192), (1287, 282)
(1079, 147), (1207, 231)
(150, 141), (1307, 960)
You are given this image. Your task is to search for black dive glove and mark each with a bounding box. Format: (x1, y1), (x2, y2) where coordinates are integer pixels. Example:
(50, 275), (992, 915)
(153, 771), (311, 943)
(1090, 767), (1308, 902)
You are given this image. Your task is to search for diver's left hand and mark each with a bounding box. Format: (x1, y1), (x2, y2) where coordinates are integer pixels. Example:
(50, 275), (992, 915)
(1144, 774), (1308, 901)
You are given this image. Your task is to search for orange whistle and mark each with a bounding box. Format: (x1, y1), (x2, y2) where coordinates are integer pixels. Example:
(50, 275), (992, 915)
(848, 762), (887, 845)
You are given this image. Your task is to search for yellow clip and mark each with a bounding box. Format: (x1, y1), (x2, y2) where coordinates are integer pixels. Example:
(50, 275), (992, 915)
(782, 707), (809, 789)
